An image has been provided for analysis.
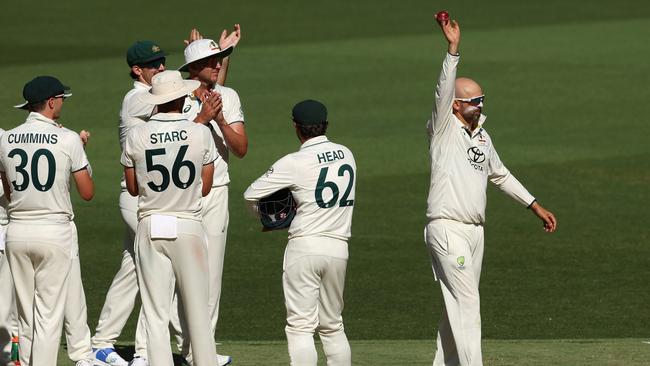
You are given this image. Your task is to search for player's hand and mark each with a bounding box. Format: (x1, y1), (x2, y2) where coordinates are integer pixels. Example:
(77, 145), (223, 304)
(219, 24), (241, 49)
(184, 28), (204, 46)
(530, 202), (557, 233)
(195, 91), (222, 124)
(79, 130), (91, 147)
(435, 13), (460, 54)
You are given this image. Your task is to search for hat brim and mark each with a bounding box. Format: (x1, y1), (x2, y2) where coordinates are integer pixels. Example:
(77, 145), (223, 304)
(177, 45), (234, 72)
(14, 90), (72, 109)
(137, 79), (200, 105)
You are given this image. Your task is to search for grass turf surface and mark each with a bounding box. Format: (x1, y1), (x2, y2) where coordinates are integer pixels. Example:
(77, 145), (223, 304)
(56, 339), (650, 365)
(0, 0), (649, 363)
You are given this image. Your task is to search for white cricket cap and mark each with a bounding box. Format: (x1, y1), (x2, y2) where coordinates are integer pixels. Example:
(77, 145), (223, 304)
(137, 70), (200, 105)
(178, 39), (233, 72)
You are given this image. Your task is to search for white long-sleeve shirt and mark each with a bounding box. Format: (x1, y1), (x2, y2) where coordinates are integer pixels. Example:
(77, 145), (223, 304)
(118, 81), (155, 190)
(426, 53), (535, 225)
(244, 136), (356, 242)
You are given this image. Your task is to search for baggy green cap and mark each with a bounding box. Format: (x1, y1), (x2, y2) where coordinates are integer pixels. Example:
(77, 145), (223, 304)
(14, 76), (71, 109)
(292, 99), (328, 125)
(127, 40), (166, 67)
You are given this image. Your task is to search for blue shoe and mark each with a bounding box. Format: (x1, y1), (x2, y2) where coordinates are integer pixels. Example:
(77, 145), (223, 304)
(93, 348), (129, 366)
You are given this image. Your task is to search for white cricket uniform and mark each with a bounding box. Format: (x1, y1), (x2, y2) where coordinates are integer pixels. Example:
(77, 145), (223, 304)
(121, 112), (218, 366)
(425, 53), (536, 366)
(92, 81), (153, 356)
(0, 128), (18, 356)
(244, 135), (356, 366)
(0, 112), (90, 366)
(175, 84), (244, 356)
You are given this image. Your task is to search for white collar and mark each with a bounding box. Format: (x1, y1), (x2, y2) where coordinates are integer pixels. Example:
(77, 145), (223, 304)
(301, 135), (329, 149)
(26, 112), (59, 127)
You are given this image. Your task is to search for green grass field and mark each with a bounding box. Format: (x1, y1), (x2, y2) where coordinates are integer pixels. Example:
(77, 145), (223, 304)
(1, 0), (649, 364)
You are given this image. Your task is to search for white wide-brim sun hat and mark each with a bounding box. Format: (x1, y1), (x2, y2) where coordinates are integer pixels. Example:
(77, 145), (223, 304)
(178, 38), (233, 72)
(137, 70), (200, 105)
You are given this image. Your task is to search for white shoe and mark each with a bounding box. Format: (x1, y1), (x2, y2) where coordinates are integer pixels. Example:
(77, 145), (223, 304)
(129, 357), (149, 366)
(76, 360), (95, 366)
(217, 354), (232, 366)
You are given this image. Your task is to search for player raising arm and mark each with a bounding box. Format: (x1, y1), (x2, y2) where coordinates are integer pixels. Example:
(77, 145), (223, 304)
(424, 12), (556, 366)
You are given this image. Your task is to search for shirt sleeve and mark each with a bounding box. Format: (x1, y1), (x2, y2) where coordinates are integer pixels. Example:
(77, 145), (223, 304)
(243, 155), (294, 201)
(427, 53), (459, 137)
(121, 129), (136, 168)
(202, 126), (219, 165)
(221, 87), (244, 124)
(68, 132), (90, 172)
(488, 145), (536, 207)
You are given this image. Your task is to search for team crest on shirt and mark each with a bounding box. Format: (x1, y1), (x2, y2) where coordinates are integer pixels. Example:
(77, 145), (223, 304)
(457, 256), (465, 268)
(265, 166), (274, 177)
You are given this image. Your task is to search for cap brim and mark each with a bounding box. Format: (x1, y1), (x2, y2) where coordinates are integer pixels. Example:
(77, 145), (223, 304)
(137, 79), (201, 105)
(14, 89), (72, 109)
(177, 45), (234, 72)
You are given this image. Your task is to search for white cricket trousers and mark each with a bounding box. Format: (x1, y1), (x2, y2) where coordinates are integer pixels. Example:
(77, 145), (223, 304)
(171, 185), (229, 363)
(0, 225), (18, 340)
(64, 247), (93, 362)
(425, 219), (484, 366)
(6, 221), (76, 366)
(0, 223), (18, 353)
(283, 236), (351, 366)
(92, 191), (147, 356)
(135, 216), (216, 366)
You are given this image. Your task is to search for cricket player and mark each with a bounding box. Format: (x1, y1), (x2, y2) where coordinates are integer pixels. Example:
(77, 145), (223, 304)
(0, 129), (17, 360)
(121, 70), (219, 366)
(176, 35), (247, 366)
(425, 16), (557, 366)
(92, 40), (168, 366)
(93, 32), (237, 365)
(0, 76), (94, 366)
(244, 100), (355, 366)
(0, 131), (95, 366)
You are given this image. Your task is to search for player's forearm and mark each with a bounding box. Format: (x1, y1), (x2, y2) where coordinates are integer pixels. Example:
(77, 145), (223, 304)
(491, 172), (536, 207)
(218, 123), (248, 158)
(217, 57), (230, 86)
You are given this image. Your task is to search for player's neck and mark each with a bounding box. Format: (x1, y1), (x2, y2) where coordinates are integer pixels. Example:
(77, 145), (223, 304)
(454, 112), (479, 132)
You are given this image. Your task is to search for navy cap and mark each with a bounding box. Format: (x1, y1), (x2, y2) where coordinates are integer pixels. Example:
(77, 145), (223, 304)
(292, 99), (328, 125)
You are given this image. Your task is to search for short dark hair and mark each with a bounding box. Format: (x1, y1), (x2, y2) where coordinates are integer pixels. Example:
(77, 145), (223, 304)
(28, 100), (47, 112)
(296, 121), (328, 139)
(130, 70), (139, 80)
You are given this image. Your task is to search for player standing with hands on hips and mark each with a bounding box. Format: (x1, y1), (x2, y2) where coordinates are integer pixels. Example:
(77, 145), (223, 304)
(245, 100), (355, 366)
(425, 13), (557, 366)
(0, 76), (94, 366)
(121, 70), (219, 366)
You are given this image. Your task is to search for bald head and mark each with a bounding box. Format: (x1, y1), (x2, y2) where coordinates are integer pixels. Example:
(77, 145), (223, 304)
(455, 77), (482, 99)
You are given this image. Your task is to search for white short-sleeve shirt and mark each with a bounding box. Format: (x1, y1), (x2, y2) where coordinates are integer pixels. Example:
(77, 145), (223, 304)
(182, 84), (244, 187)
(121, 112), (218, 221)
(0, 112), (89, 224)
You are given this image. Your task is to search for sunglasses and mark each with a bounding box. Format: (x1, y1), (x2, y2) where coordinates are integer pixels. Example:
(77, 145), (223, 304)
(139, 57), (166, 69)
(455, 95), (485, 106)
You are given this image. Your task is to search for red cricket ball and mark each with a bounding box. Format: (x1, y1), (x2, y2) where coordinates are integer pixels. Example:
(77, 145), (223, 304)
(436, 10), (450, 23)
